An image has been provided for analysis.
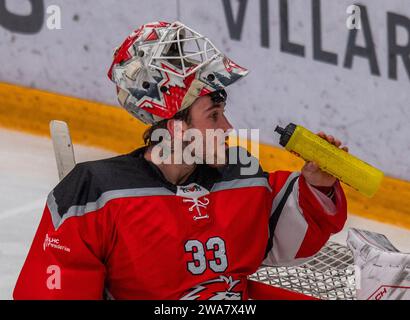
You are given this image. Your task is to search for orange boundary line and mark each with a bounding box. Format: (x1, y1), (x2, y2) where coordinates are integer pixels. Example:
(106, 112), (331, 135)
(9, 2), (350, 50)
(1, 82), (409, 229)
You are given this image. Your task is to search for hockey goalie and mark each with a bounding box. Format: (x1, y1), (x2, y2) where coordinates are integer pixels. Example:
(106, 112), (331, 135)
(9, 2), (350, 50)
(13, 21), (348, 300)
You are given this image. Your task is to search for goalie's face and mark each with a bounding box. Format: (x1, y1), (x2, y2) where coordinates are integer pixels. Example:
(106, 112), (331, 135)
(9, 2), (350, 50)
(185, 95), (233, 167)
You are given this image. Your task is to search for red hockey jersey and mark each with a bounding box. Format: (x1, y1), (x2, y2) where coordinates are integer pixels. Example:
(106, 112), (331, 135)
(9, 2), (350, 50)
(13, 146), (347, 300)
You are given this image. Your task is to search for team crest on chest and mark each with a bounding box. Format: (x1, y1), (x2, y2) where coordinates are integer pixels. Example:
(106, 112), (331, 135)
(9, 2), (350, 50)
(177, 183), (210, 221)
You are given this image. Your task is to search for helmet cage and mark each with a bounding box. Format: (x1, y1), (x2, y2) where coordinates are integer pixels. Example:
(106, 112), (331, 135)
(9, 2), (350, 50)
(108, 21), (249, 124)
(140, 21), (222, 78)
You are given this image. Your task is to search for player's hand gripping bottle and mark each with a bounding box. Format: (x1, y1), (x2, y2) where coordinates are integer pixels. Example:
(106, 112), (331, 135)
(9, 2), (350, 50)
(274, 123), (384, 197)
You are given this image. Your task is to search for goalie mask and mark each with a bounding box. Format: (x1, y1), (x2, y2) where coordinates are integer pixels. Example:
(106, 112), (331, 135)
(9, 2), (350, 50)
(108, 21), (249, 124)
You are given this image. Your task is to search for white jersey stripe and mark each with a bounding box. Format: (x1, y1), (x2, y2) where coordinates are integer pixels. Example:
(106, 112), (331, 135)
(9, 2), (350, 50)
(263, 174), (310, 267)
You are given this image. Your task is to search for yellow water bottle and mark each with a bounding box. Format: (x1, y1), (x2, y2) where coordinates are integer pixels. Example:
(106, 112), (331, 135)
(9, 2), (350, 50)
(274, 123), (384, 197)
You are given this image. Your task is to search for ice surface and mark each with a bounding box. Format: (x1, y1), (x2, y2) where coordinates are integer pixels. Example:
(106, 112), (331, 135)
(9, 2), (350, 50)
(0, 128), (116, 299)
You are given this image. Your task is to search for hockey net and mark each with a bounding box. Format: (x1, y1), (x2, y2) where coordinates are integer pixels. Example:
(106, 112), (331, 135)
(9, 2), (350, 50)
(249, 242), (357, 300)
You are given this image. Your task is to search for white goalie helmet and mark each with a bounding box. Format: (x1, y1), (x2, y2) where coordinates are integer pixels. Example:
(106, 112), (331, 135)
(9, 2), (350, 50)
(108, 21), (249, 124)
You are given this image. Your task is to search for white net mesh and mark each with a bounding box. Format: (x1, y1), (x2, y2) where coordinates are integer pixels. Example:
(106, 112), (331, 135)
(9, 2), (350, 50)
(149, 22), (221, 78)
(249, 242), (357, 300)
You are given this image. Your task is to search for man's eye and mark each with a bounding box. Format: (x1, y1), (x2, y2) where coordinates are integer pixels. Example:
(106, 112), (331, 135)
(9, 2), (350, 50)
(210, 112), (218, 121)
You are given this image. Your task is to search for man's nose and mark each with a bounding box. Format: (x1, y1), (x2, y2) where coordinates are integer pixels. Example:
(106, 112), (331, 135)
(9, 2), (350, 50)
(221, 115), (233, 132)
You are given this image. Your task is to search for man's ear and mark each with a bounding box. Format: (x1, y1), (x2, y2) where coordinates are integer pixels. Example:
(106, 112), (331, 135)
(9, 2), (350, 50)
(166, 119), (174, 139)
(166, 119), (187, 139)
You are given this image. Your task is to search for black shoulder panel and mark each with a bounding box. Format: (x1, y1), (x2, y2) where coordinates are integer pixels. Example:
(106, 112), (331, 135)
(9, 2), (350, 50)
(50, 147), (166, 220)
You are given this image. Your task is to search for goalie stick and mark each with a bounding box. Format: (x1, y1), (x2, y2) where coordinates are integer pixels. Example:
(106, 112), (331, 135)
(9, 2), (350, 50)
(49, 120), (76, 181)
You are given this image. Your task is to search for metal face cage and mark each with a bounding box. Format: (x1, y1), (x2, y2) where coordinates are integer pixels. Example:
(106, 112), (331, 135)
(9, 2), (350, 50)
(144, 21), (222, 78)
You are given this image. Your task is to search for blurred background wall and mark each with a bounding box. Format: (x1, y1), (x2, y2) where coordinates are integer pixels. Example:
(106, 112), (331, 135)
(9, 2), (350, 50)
(0, 0), (409, 181)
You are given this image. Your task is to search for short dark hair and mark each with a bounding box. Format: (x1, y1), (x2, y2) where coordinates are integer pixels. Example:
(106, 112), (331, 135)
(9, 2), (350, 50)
(143, 107), (192, 147)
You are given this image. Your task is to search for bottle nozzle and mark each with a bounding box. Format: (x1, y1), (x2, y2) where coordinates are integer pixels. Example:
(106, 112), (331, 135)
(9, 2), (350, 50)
(275, 126), (285, 135)
(274, 123), (296, 147)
